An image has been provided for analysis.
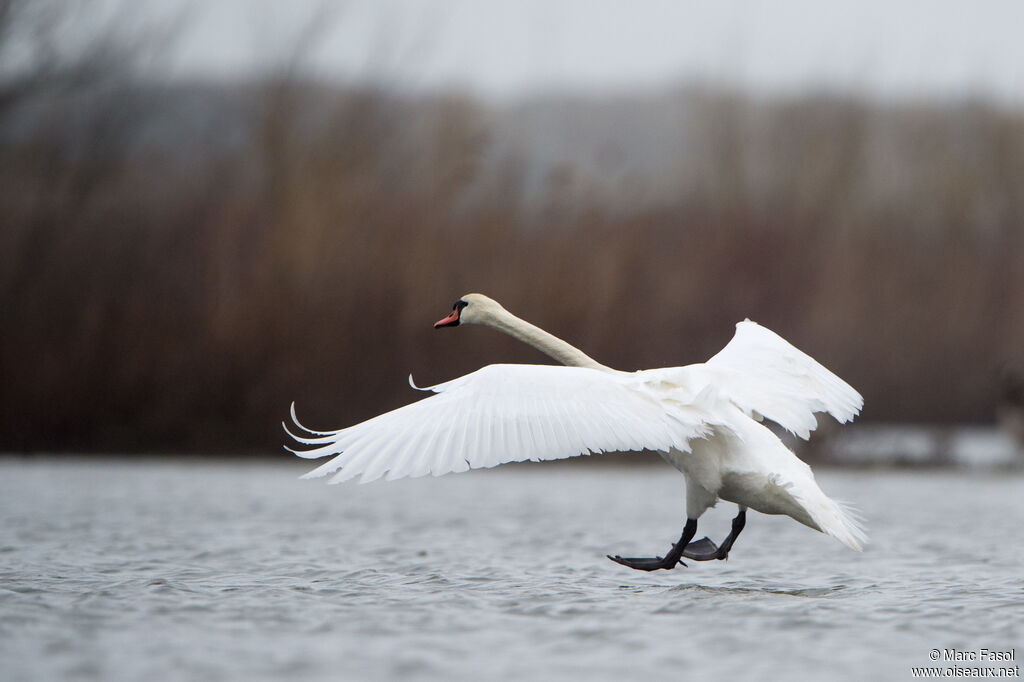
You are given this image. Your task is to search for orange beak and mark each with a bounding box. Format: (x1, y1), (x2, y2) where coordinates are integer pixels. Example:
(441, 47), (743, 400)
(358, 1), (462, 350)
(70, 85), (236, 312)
(434, 310), (460, 328)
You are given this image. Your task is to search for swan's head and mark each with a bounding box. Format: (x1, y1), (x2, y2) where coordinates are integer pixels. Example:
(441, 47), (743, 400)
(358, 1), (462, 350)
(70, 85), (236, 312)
(434, 293), (506, 328)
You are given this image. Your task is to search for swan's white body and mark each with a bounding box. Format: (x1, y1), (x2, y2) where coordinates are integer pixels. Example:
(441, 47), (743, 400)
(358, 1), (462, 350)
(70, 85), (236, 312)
(288, 294), (866, 554)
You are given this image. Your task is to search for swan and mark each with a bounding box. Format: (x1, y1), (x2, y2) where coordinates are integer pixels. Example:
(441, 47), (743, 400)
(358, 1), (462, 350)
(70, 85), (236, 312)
(286, 293), (866, 571)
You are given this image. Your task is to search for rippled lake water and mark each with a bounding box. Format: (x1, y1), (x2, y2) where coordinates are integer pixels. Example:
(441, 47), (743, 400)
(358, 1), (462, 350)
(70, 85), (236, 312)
(1, 458), (1021, 681)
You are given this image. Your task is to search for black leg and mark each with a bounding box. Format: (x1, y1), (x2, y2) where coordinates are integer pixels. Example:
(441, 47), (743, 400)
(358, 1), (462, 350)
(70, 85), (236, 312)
(715, 509), (746, 559)
(608, 518), (698, 571)
(683, 509), (747, 561)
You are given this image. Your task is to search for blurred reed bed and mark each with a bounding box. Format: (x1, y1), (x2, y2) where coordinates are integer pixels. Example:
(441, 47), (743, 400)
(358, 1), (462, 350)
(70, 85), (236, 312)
(1, 79), (1022, 453)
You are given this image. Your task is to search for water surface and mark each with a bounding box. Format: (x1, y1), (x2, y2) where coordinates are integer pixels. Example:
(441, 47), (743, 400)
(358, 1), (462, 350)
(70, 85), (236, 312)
(1, 459), (1021, 680)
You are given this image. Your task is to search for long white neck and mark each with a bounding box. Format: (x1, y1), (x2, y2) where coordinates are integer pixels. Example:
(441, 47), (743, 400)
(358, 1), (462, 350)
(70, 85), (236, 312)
(484, 307), (611, 371)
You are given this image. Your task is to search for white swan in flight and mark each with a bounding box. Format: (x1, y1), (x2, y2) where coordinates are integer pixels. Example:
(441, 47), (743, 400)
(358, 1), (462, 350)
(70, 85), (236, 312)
(286, 293), (865, 571)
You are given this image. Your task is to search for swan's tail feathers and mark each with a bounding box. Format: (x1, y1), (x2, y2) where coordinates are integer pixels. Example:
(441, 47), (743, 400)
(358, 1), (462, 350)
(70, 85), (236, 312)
(769, 464), (867, 552)
(810, 496), (868, 552)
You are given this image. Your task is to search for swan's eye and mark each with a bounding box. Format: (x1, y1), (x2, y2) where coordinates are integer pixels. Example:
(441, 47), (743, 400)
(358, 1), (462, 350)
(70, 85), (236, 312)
(454, 300), (469, 311)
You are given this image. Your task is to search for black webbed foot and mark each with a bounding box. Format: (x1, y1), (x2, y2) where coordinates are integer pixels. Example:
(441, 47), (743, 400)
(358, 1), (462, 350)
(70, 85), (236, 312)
(608, 519), (699, 572)
(681, 537), (721, 561)
(607, 554), (684, 571)
(607, 512), (746, 570)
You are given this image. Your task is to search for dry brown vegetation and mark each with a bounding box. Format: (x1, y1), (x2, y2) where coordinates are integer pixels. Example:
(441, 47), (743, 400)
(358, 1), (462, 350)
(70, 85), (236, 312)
(1, 63), (1023, 452)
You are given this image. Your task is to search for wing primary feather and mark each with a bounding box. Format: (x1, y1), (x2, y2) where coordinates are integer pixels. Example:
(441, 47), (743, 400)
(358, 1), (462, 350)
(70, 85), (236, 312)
(382, 420), (430, 481)
(522, 398), (547, 462)
(354, 425), (405, 483)
(289, 402), (339, 437)
(423, 399), (462, 477)
(465, 388), (488, 467)
(282, 421), (337, 446)
(442, 395), (473, 475)
(539, 394), (572, 458)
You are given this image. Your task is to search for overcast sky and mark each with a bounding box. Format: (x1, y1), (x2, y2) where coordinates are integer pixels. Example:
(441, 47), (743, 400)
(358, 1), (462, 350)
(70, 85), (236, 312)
(126, 0), (1024, 103)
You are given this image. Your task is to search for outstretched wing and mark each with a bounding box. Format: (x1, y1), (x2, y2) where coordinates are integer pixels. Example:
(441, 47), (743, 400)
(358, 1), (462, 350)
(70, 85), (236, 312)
(703, 320), (863, 439)
(286, 364), (713, 484)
